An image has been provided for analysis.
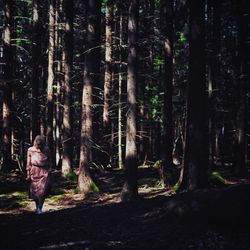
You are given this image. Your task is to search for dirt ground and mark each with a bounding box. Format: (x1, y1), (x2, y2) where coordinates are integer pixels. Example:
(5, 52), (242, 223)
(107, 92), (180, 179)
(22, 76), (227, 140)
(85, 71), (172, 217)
(0, 167), (250, 250)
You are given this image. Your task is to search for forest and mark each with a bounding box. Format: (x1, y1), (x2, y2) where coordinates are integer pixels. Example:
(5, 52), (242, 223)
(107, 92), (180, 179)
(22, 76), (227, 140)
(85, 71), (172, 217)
(0, 0), (250, 249)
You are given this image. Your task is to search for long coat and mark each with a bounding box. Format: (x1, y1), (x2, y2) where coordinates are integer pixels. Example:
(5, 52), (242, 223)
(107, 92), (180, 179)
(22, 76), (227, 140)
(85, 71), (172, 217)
(26, 146), (51, 200)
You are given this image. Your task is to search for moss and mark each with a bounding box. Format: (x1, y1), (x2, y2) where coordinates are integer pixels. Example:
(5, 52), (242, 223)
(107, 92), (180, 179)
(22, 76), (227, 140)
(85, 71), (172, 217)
(0, 193), (12, 199)
(47, 194), (65, 202)
(0, 191), (28, 200)
(172, 181), (180, 192)
(90, 182), (100, 193)
(12, 191), (28, 199)
(210, 171), (226, 184)
(65, 172), (78, 182)
(12, 200), (29, 208)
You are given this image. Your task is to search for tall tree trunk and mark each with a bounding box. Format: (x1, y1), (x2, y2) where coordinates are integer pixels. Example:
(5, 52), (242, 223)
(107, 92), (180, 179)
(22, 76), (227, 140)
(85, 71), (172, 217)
(183, 0), (208, 191)
(120, 0), (139, 202)
(78, 0), (101, 194)
(207, 0), (221, 169)
(117, 7), (124, 169)
(31, 0), (43, 143)
(103, 0), (113, 168)
(2, 0), (14, 170)
(160, 0), (173, 188)
(234, 0), (248, 175)
(47, 0), (56, 162)
(62, 0), (74, 176)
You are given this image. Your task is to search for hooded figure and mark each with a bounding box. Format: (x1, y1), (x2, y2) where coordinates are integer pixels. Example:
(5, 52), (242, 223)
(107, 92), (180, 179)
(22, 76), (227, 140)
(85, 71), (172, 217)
(26, 135), (52, 214)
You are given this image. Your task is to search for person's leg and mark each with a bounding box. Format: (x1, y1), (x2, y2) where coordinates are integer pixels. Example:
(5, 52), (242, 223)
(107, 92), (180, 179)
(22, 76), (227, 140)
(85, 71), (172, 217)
(35, 199), (39, 214)
(37, 197), (45, 214)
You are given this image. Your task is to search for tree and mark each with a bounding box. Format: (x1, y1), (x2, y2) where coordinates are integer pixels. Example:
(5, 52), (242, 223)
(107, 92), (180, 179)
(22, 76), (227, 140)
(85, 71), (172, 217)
(103, 0), (113, 168)
(47, 0), (56, 160)
(61, 0), (74, 176)
(2, 0), (14, 169)
(207, 0), (221, 168)
(120, 0), (139, 202)
(160, 0), (174, 188)
(31, 0), (43, 143)
(78, 0), (101, 194)
(234, 0), (248, 176)
(182, 0), (208, 191)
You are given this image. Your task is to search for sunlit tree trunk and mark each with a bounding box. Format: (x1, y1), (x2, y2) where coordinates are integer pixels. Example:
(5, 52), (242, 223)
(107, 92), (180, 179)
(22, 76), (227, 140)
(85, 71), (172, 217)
(160, 0), (173, 188)
(78, 0), (101, 194)
(62, 0), (74, 176)
(183, 0), (208, 191)
(47, 0), (56, 161)
(2, 0), (14, 170)
(31, 0), (43, 143)
(121, 0), (139, 202)
(103, 0), (113, 167)
(118, 10), (124, 169)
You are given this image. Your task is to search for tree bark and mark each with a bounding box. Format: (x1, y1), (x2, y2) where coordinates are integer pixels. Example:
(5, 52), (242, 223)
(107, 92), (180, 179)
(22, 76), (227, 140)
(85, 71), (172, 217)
(78, 0), (101, 194)
(121, 0), (139, 202)
(31, 0), (43, 143)
(62, 0), (74, 176)
(47, 0), (56, 162)
(103, 0), (113, 168)
(183, 0), (208, 191)
(2, 0), (14, 170)
(234, 0), (248, 176)
(160, 0), (173, 188)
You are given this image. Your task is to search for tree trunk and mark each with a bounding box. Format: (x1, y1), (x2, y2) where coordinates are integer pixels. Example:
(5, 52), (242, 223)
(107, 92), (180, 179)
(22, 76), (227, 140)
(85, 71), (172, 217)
(121, 0), (139, 202)
(234, 0), (248, 176)
(118, 10), (124, 169)
(78, 0), (101, 194)
(103, 0), (113, 168)
(160, 0), (173, 188)
(62, 0), (74, 176)
(2, 0), (14, 170)
(47, 0), (56, 163)
(31, 0), (43, 143)
(183, 0), (208, 191)
(207, 0), (221, 169)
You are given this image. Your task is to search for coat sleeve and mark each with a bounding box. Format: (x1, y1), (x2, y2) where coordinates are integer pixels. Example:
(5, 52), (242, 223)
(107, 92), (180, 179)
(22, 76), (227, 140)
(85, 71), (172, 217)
(26, 148), (32, 179)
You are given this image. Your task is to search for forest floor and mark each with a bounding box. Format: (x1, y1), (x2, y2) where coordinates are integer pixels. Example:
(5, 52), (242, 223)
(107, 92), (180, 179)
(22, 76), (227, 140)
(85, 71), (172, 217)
(0, 166), (250, 250)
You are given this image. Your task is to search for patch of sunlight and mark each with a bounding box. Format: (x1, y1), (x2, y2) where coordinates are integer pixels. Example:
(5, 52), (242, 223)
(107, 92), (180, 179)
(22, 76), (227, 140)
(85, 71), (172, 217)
(12, 191), (28, 199)
(0, 191), (28, 200)
(0, 193), (12, 199)
(12, 200), (29, 208)
(47, 194), (66, 202)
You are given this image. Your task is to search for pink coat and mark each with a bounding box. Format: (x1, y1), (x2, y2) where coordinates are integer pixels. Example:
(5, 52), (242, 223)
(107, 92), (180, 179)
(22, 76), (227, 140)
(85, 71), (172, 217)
(26, 146), (51, 200)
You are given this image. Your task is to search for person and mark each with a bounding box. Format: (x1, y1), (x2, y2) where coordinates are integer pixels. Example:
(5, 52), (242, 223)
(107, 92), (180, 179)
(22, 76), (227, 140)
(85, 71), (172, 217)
(26, 135), (52, 214)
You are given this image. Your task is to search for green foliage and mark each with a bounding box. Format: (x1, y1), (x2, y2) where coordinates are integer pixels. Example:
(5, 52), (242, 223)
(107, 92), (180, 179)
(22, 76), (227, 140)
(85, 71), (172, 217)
(47, 194), (65, 202)
(65, 171), (78, 182)
(210, 171), (226, 184)
(153, 56), (164, 70)
(176, 32), (186, 44)
(172, 181), (180, 192)
(90, 181), (100, 193)
(0, 191), (28, 200)
(12, 200), (29, 208)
